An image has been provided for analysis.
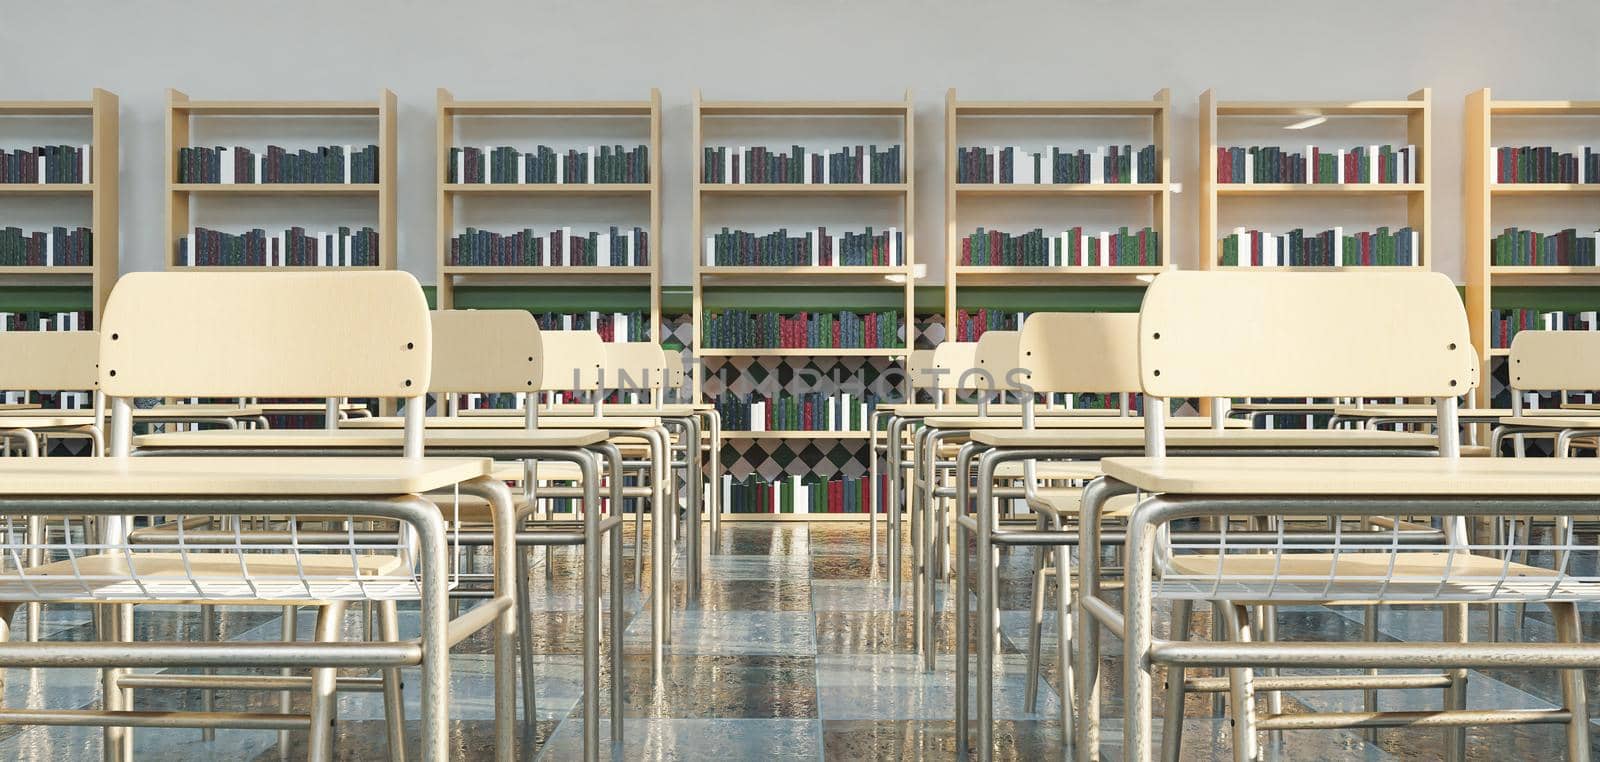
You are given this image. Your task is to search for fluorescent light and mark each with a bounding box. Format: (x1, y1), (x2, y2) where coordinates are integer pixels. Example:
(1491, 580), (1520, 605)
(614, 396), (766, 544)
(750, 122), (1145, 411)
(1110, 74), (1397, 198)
(1284, 116), (1327, 131)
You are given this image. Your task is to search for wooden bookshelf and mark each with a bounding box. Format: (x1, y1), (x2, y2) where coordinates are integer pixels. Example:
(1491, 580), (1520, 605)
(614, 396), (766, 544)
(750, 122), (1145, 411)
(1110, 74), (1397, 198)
(945, 89), (1172, 320)
(1463, 89), (1600, 406)
(435, 88), (661, 335)
(0, 88), (118, 321)
(1198, 88), (1431, 270)
(164, 89), (397, 270)
(693, 89), (915, 519)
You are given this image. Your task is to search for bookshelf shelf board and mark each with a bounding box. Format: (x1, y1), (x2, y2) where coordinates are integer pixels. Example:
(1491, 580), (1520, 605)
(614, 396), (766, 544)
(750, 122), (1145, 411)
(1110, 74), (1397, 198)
(442, 183), (652, 196)
(1217, 100), (1425, 116)
(1487, 266), (1600, 286)
(0, 266), (96, 277)
(1209, 264), (1426, 272)
(171, 183), (383, 195)
(1490, 265), (1600, 276)
(0, 102), (93, 115)
(174, 265), (386, 272)
(698, 101), (909, 116)
(441, 101), (652, 116)
(955, 183), (1167, 197)
(722, 430), (873, 440)
(1216, 183), (1425, 196)
(698, 266), (909, 285)
(1489, 101), (1600, 116)
(1490, 184), (1600, 195)
(698, 183), (908, 196)
(441, 265), (654, 277)
(721, 512), (886, 522)
(173, 101), (379, 116)
(955, 101), (1165, 116)
(0, 183), (93, 195)
(1488, 348), (1511, 357)
(953, 266), (1166, 281)
(699, 347), (907, 358)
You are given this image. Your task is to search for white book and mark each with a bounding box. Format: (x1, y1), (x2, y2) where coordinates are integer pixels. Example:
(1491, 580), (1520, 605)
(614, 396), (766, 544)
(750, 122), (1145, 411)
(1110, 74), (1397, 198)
(1243, 151), (1254, 185)
(36, 155), (45, 184)
(751, 400), (766, 432)
(586, 145), (595, 184)
(588, 311), (600, 334)
(184, 230), (195, 267)
(81, 144), (91, 183)
(1489, 147), (1499, 184)
(1405, 144), (1416, 184)
(562, 314), (573, 330)
(842, 393), (852, 430)
(1097, 232), (1109, 266)
(220, 147), (234, 184)
(1019, 145), (1034, 184)
(598, 231), (611, 266)
(1369, 145), (1379, 183)
(561, 226), (573, 264)
(803, 157), (813, 184)
(1410, 229), (1419, 266)
(807, 230), (818, 267)
(344, 144), (353, 183)
(821, 152), (829, 184)
(1078, 231), (1088, 266)
(615, 313), (628, 341)
(1091, 146), (1104, 184)
(1335, 149), (1346, 184)
(991, 146), (1000, 184)
(256, 154), (265, 184)
(1305, 145), (1314, 184)
(44, 232), (52, 267)
(558, 153), (567, 185)
(1334, 226), (1345, 265)
(721, 475), (732, 515)
(826, 397), (836, 430)
(455, 149), (464, 183)
(705, 236), (716, 266)
(1056, 232), (1067, 267)
(1584, 310), (1597, 330)
(319, 232), (329, 267)
(516, 152), (526, 184)
(863, 145), (872, 186)
(793, 475), (807, 514)
(887, 226), (899, 267)
(735, 146), (747, 184)
(1233, 228), (1248, 268)
(0, 313), (9, 332)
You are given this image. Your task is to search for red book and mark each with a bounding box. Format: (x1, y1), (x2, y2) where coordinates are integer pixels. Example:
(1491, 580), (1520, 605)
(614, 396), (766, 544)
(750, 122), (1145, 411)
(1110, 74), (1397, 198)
(990, 229), (1002, 266)
(1137, 228), (1148, 265)
(961, 236), (971, 266)
(1217, 147), (1228, 183)
(865, 312), (878, 349)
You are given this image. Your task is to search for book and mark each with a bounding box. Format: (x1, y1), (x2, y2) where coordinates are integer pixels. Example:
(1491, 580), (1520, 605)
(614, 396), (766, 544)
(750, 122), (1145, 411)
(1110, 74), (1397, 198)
(1491, 227), (1599, 266)
(0, 310), (90, 331)
(532, 311), (650, 343)
(703, 226), (901, 267)
(0, 226), (92, 266)
(1217, 144), (1417, 184)
(956, 144), (1158, 184)
(176, 226), (379, 267)
(1492, 308), (1599, 348)
(701, 144), (903, 184)
(1489, 146), (1600, 184)
(176, 145), (379, 184)
(449, 226), (649, 267)
(0, 145), (90, 184)
(1218, 226), (1418, 267)
(719, 473), (888, 514)
(715, 392), (876, 432)
(959, 227), (1160, 267)
(448, 144), (649, 184)
(701, 310), (903, 349)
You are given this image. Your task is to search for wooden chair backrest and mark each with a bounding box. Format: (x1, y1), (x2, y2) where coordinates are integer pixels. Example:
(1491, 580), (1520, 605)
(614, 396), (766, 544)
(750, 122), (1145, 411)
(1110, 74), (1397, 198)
(972, 330), (1022, 393)
(99, 272), (430, 399)
(1508, 330), (1600, 392)
(0, 331), (99, 391)
(428, 310), (540, 393)
(1016, 312), (1140, 394)
(1137, 271), (1475, 399)
(662, 347), (686, 390)
(906, 349), (937, 389)
(604, 341), (666, 392)
(538, 331), (604, 392)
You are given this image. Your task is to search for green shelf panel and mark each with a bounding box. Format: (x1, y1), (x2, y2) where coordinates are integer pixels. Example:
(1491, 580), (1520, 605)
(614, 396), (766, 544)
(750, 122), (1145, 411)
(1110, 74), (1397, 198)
(0, 285), (92, 313)
(954, 286), (1147, 313)
(426, 285), (654, 313)
(1491, 286), (1600, 312)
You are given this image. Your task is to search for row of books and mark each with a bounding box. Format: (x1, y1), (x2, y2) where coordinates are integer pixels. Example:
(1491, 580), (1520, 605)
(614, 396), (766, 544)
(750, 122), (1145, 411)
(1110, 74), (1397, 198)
(701, 310), (903, 349)
(176, 145), (380, 184)
(1490, 146), (1600, 184)
(175, 226), (380, 267)
(955, 144), (1158, 184)
(0, 226), (92, 267)
(720, 474), (887, 514)
(533, 311), (651, 342)
(702, 226), (902, 267)
(1492, 309), (1598, 348)
(715, 393), (876, 432)
(1492, 227), (1599, 266)
(449, 226), (649, 267)
(0, 145), (91, 184)
(952, 308), (1024, 342)
(0, 311), (90, 331)
(448, 145), (649, 184)
(700, 145), (903, 184)
(1218, 226), (1419, 267)
(0, 391), (92, 409)
(1216, 145), (1418, 184)
(959, 227), (1161, 267)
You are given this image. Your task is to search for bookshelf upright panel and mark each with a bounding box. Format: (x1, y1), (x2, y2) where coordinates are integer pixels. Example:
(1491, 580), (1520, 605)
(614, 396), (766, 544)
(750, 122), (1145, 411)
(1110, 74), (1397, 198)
(436, 89), (660, 337)
(944, 88), (1172, 322)
(1199, 89), (1431, 271)
(164, 89), (397, 270)
(694, 90), (914, 519)
(0, 88), (117, 328)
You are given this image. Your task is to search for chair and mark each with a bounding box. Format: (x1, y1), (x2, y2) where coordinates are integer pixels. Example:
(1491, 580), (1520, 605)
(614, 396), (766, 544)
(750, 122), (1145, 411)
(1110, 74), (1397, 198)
(0, 271), (519, 761)
(1077, 270), (1600, 762)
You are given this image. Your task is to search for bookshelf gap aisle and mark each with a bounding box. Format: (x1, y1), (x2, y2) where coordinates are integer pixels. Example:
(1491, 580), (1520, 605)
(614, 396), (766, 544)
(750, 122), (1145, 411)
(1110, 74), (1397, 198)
(164, 89), (397, 270)
(944, 88), (1172, 328)
(1199, 88), (1431, 271)
(1198, 89), (1431, 426)
(0, 89), (117, 330)
(693, 90), (915, 521)
(1464, 89), (1600, 410)
(435, 89), (661, 348)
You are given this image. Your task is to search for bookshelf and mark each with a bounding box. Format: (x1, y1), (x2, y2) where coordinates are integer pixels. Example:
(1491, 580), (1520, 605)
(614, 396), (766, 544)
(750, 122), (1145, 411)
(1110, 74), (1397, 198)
(435, 89), (661, 336)
(693, 90), (914, 521)
(944, 89), (1172, 321)
(1464, 89), (1600, 405)
(0, 89), (118, 323)
(1198, 89), (1431, 270)
(164, 89), (397, 270)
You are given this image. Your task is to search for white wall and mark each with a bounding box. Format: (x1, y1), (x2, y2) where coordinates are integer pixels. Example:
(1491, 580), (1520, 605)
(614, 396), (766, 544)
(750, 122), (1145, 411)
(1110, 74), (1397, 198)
(4, 0), (1597, 285)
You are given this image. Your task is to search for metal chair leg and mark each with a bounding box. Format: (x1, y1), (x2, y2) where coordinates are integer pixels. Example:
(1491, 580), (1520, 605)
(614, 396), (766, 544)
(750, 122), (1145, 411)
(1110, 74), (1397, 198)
(307, 600), (349, 762)
(200, 603), (216, 741)
(377, 600), (407, 762)
(1223, 602), (1259, 762)
(279, 605), (298, 761)
(515, 542), (539, 752)
(1443, 603), (1468, 762)
(1024, 542), (1049, 713)
(1054, 543), (1075, 747)
(1553, 601), (1593, 762)
(1161, 599), (1193, 762)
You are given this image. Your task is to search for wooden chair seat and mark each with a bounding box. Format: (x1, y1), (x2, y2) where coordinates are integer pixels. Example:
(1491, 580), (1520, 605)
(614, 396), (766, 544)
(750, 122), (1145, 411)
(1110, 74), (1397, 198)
(1101, 456), (1600, 495)
(340, 415), (662, 431)
(132, 428), (610, 450)
(923, 416), (1247, 431)
(1029, 488), (1139, 518)
(993, 461), (1103, 480)
(0, 456), (491, 495)
(880, 403), (1123, 417)
(967, 428), (1440, 449)
(0, 551), (411, 604)
(1499, 415), (1600, 429)
(0, 417), (102, 430)
(1160, 551), (1567, 604)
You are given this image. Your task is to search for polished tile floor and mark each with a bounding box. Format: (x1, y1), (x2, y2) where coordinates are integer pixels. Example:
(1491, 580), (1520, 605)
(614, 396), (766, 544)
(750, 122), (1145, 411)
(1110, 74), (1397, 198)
(2, 522), (1599, 759)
